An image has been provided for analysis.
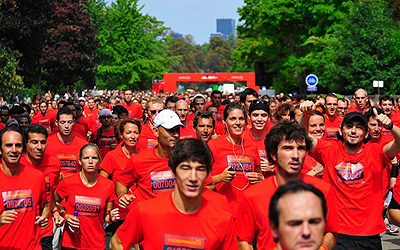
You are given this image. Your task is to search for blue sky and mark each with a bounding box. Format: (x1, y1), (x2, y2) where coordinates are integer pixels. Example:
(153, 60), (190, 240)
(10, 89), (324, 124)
(137, 0), (245, 44)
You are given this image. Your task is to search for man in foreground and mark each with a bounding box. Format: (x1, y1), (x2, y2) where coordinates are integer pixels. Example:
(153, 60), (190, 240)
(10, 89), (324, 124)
(269, 180), (327, 250)
(110, 138), (237, 249)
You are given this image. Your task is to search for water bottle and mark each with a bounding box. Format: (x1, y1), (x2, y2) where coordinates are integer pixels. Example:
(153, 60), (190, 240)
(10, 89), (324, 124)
(69, 211), (79, 234)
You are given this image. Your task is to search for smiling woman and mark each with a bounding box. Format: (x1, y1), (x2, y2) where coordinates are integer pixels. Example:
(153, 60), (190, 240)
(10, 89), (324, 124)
(208, 102), (262, 216)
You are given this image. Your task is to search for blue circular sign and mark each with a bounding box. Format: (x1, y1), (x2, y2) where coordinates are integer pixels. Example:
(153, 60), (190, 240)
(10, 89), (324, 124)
(305, 74), (318, 86)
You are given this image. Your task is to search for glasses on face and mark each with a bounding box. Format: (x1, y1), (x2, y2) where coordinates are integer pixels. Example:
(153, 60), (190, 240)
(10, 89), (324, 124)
(251, 99), (266, 105)
(337, 107), (348, 110)
(355, 97), (366, 100)
(100, 116), (112, 120)
(149, 109), (162, 115)
(0, 114), (8, 117)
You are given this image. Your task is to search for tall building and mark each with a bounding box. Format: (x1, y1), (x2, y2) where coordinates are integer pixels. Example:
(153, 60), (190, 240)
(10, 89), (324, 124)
(216, 18), (236, 40)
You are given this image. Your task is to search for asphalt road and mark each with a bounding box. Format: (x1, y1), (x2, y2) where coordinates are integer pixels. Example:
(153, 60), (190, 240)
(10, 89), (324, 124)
(382, 231), (400, 250)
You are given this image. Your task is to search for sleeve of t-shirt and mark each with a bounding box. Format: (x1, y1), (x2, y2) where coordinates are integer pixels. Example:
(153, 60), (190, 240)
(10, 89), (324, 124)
(115, 157), (137, 187)
(309, 139), (335, 166)
(116, 203), (143, 249)
(56, 178), (68, 200)
(100, 153), (112, 173)
(235, 193), (256, 243)
(220, 215), (239, 250)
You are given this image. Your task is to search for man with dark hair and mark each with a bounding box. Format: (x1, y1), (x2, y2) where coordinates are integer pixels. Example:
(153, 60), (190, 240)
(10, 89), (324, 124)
(111, 138), (237, 249)
(115, 109), (183, 212)
(0, 105), (9, 130)
(45, 107), (87, 178)
(324, 93), (343, 140)
(32, 100), (54, 132)
(269, 181), (327, 250)
(379, 95), (400, 134)
(91, 109), (119, 158)
(0, 126), (50, 249)
(165, 95), (178, 111)
(236, 121), (338, 250)
(336, 98), (349, 118)
(83, 97), (98, 118)
(9, 105), (25, 120)
(20, 124), (62, 250)
(300, 100), (400, 250)
(118, 90), (142, 119)
(209, 90), (225, 118)
(239, 88), (259, 113)
(17, 113), (31, 130)
(193, 111), (215, 143)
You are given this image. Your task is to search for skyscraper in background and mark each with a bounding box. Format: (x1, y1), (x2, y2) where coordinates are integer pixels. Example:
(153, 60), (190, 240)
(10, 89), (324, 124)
(215, 18), (236, 40)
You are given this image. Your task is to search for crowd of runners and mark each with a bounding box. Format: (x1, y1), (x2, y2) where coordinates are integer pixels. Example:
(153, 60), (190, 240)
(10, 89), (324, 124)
(1, 87), (400, 250)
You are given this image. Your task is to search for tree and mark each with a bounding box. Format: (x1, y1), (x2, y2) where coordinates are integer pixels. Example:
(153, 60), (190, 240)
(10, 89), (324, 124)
(0, 46), (24, 96)
(232, 0), (344, 93)
(205, 37), (231, 72)
(41, 0), (98, 90)
(164, 34), (206, 73)
(91, 0), (176, 90)
(324, 0), (400, 94)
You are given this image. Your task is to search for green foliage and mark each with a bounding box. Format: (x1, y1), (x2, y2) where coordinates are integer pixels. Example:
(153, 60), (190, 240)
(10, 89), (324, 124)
(323, 0), (400, 94)
(205, 37), (232, 72)
(91, 0), (176, 90)
(0, 46), (24, 96)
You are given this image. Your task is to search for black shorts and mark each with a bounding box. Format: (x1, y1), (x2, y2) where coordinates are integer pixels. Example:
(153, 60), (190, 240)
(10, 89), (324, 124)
(335, 234), (382, 250)
(389, 193), (400, 209)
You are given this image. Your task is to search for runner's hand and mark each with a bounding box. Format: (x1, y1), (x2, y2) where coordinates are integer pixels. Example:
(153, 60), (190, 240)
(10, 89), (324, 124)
(53, 211), (65, 227)
(0, 210), (17, 226)
(35, 215), (49, 228)
(118, 194), (135, 209)
(108, 208), (120, 222)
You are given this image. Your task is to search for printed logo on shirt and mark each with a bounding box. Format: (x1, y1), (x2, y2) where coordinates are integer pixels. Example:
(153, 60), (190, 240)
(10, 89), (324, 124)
(325, 127), (339, 140)
(258, 150), (267, 159)
(381, 129), (393, 137)
(164, 233), (206, 250)
(74, 195), (102, 217)
(99, 137), (117, 147)
(39, 119), (49, 127)
(334, 161), (365, 184)
(147, 139), (158, 149)
(2, 189), (33, 212)
(150, 170), (175, 194)
(57, 153), (78, 171)
(227, 155), (253, 174)
(44, 175), (51, 193)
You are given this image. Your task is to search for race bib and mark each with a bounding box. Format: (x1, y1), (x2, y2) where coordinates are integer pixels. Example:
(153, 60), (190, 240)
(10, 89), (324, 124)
(227, 155), (253, 175)
(39, 119), (49, 127)
(335, 161), (365, 185)
(74, 195), (102, 217)
(44, 175), (51, 193)
(2, 189), (33, 213)
(57, 153), (78, 172)
(150, 170), (175, 194)
(164, 233), (206, 250)
(147, 139), (158, 149)
(325, 127), (339, 140)
(99, 137), (116, 147)
(258, 150), (267, 160)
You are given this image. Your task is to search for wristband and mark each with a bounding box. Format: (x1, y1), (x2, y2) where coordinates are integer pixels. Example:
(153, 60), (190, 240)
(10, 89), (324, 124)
(386, 121), (394, 130)
(52, 209), (60, 215)
(319, 245), (328, 250)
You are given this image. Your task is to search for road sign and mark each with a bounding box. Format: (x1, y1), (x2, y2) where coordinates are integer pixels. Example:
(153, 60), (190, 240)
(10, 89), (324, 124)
(307, 86), (317, 92)
(373, 80), (384, 88)
(305, 74), (318, 86)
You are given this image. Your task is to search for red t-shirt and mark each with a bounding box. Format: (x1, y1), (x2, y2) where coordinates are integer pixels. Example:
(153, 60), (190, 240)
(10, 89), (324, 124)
(83, 106), (98, 118)
(390, 111), (400, 127)
(180, 120), (197, 139)
(87, 115), (101, 134)
(214, 120), (226, 135)
(100, 143), (139, 220)
(208, 136), (260, 215)
(323, 114), (342, 140)
(56, 173), (116, 249)
(21, 154), (60, 238)
(91, 126), (118, 159)
(392, 176), (400, 206)
(235, 174), (338, 250)
(32, 112), (55, 129)
(243, 129), (267, 159)
(119, 102), (142, 119)
(116, 191), (237, 250)
(310, 139), (390, 235)
(0, 165), (47, 250)
(46, 133), (87, 177)
(136, 123), (158, 151)
(0, 123), (5, 131)
(115, 147), (172, 203)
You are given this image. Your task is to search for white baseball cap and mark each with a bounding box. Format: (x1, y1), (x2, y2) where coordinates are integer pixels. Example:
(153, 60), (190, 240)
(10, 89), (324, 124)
(153, 109), (183, 129)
